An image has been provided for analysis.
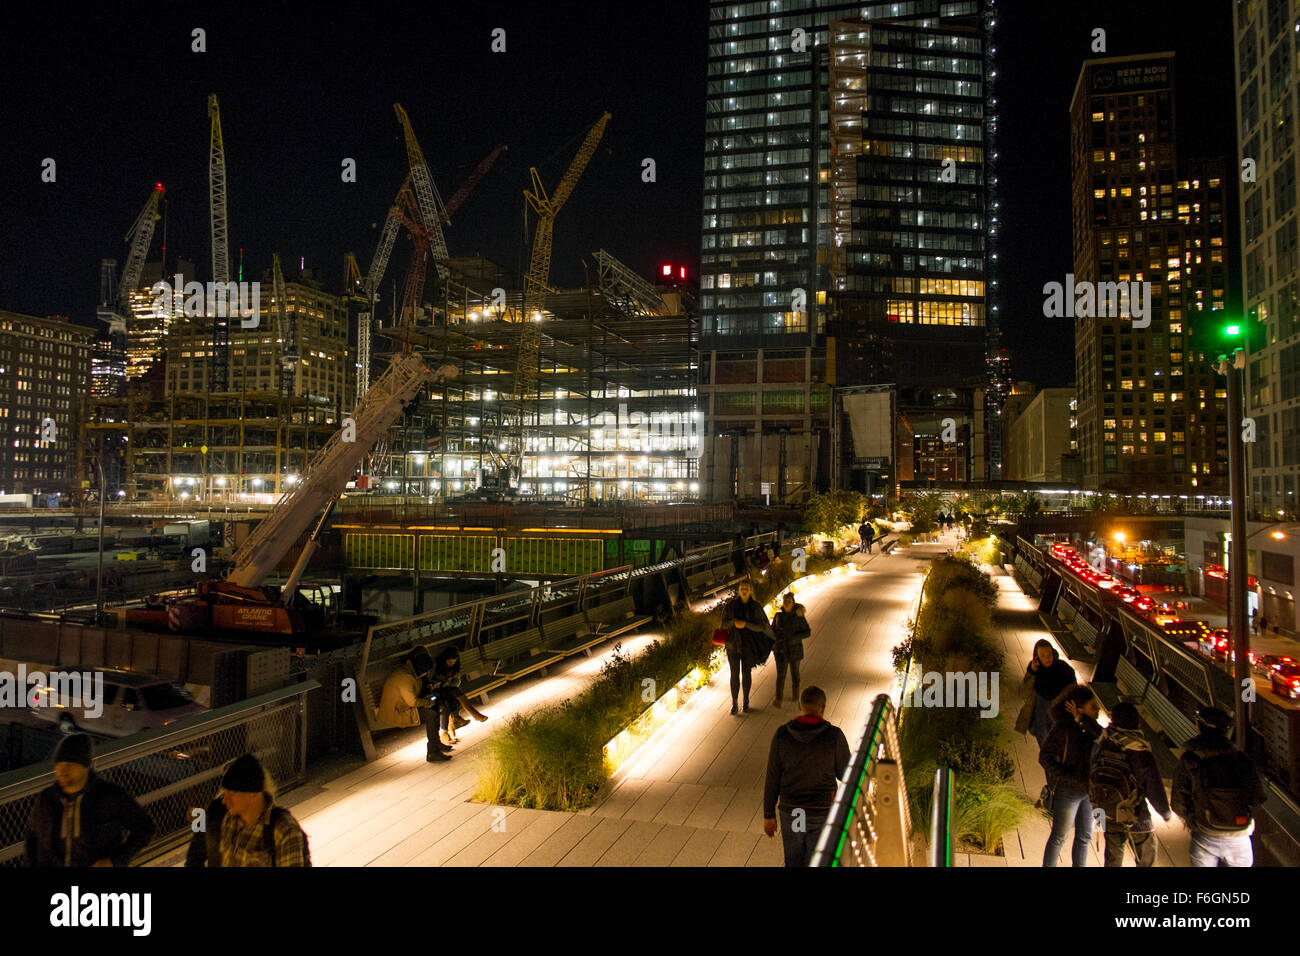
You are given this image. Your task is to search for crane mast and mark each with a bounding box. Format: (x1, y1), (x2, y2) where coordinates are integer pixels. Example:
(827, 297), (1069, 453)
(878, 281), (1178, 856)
(393, 103), (451, 286)
(208, 94), (231, 391)
(512, 113), (609, 481)
(272, 254), (295, 397)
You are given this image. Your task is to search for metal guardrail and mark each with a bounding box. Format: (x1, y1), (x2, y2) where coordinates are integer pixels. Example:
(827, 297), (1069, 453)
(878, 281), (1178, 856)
(929, 767), (954, 868)
(810, 694), (913, 867)
(0, 679), (317, 866)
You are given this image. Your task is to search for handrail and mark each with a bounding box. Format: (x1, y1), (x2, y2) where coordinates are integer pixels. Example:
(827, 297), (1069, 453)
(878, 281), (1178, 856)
(930, 767), (954, 867)
(809, 694), (912, 867)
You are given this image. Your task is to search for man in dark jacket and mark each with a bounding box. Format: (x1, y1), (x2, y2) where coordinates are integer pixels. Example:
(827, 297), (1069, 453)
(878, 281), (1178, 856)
(763, 686), (851, 866)
(24, 733), (155, 867)
(1039, 684), (1103, 867)
(772, 591), (811, 707)
(1172, 706), (1266, 867)
(1091, 702), (1171, 867)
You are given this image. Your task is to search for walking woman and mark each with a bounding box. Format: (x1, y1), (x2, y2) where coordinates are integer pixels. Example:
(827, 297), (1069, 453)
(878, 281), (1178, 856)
(1039, 683), (1104, 867)
(1021, 639), (1076, 749)
(771, 591), (810, 707)
(721, 581), (775, 714)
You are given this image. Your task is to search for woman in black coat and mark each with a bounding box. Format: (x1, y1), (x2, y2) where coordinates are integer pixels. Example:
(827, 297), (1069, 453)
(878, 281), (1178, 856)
(721, 581), (774, 715)
(1038, 683), (1104, 867)
(771, 591), (811, 707)
(1023, 639), (1076, 748)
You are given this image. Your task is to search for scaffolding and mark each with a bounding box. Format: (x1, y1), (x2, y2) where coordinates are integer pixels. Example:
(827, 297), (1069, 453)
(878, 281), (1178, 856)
(368, 253), (700, 503)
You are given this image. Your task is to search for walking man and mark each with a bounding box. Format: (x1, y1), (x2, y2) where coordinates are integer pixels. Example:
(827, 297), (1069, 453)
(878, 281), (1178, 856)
(857, 521), (874, 554)
(187, 754), (310, 866)
(1089, 702), (1171, 867)
(762, 686), (851, 866)
(1172, 706), (1265, 866)
(25, 733), (155, 867)
(772, 591), (810, 707)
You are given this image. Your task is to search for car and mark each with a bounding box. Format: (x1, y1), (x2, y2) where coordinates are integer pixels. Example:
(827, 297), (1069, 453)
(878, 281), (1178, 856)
(30, 669), (206, 737)
(1272, 662), (1300, 700)
(1255, 654), (1293, 677)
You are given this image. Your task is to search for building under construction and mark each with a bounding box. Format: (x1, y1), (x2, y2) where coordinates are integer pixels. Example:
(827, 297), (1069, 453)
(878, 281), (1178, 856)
(368, 251), (700, 503)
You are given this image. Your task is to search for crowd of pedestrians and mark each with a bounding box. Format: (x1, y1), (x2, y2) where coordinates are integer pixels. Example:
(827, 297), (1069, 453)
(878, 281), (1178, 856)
(1020, 642), (1266, 867)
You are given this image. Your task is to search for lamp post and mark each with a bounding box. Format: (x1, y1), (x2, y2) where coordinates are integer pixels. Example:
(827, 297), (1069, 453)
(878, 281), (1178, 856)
(1216, 322), (1249, 748)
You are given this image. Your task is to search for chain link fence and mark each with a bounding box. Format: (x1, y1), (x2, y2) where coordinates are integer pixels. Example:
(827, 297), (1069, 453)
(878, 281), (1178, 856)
(0, 680), (315, 866)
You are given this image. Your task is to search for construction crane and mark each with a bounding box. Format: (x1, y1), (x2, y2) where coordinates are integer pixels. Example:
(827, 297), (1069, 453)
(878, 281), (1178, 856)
(209, 94), (231, 391)
(393, 103), (451, 286)
(128, 356), (458, 639)
(271, 254), (295, 397)
(511, 113), (610, 483)
(97, 183), (166, 334)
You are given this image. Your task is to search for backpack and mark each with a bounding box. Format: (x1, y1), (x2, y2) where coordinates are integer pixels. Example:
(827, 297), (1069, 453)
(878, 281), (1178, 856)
(1185, 749), (1254, 833)
(1089, 736), (1142, 830)
(203, 800), (313, 866)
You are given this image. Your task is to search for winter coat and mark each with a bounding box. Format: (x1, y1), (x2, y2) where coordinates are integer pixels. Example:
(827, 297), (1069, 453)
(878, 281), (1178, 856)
(1093, 727), (1170, 831)
(1038, 699), (1103, 794)
(378, 661), (425, 728)
(25, 772), (156, 867)
(763, 716), (852, 818)
(1024, 654), (1076, 703)
(1172, 731), (1266, 833)
(721, 595), (774, 665)
(772, 605), (811, 662)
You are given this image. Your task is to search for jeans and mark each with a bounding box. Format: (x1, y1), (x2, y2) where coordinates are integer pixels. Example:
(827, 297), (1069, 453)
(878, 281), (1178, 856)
(774, 657), (801, 702)
(727, 650), (752, 706)
(777, 806), (829, 867)
(1103, 828), (1155, 867)
(1189, 830), (1254, 867)
(1043, 787), (1094, 867)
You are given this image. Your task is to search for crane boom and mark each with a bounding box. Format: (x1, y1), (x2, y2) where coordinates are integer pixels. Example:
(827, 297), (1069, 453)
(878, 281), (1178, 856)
(393, 103), (451, 285)
(209, 94), (231, 390)
(272, 254), (295, 396)
(513, 114), (609, 474)
(117, 184), (166, 319)
(227, 355), (457, 589)
(438, 144), (507, 226)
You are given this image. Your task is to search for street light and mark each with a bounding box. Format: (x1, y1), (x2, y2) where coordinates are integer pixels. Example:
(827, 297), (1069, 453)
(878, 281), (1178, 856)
(1215, 319), (1250, 749)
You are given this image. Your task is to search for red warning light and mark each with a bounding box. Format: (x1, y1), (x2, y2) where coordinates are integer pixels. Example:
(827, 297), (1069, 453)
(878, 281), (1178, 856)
(662, 265), (672, 276)
(679, 266), (687, 279)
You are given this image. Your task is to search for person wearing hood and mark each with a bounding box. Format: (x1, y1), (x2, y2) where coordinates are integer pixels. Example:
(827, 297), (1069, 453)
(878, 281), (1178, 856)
(1039, 683), (1104, 867)
(721, 581), (775, 715)
(24, 733), (155, 867)
(378, 646), (450, 762)
(1172, 706), (1265, 867)
(1021, 639), (1076, 748)
(1090, 702), (1171, 867)
(762, 686), (851, 866)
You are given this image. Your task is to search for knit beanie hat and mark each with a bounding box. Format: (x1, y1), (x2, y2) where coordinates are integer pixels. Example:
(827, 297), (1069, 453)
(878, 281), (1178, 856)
(53, 733), (93, 768)
(221, 754), (266, 794)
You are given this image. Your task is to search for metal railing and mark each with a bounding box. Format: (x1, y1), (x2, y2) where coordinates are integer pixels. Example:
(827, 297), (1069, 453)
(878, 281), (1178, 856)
(0, 680), (317, 866)
(810, 694), (913, 867)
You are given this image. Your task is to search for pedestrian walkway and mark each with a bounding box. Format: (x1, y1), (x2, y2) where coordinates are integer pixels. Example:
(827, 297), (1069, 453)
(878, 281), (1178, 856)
(986, 562), (1192, 867)
(257, 543), (936, 866)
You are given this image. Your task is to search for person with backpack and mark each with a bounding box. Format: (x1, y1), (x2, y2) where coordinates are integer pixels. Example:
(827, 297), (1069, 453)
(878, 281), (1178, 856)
(1172, 706), (1266, 867)
(24, 733), (155, 867)
(1020, 639), (1077, 749)
(721, 581), (775, 715)
(185, 754), (310, 867)
(771, 591), (811, 707)
(1089, 702), (1171, 867)
(1039, 684), (1104, 867)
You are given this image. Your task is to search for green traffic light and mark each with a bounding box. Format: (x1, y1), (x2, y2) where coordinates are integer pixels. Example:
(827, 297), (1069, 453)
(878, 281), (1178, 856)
(1225, 323), (1241, 336)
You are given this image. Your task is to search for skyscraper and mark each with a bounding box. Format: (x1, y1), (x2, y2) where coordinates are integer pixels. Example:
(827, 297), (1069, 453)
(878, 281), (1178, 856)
(699, 0), (997, 502)
(1069, 53), (1228, 494)
(1234, 0), (1300, 519)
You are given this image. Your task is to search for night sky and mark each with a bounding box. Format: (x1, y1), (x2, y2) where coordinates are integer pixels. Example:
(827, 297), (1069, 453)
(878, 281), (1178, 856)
(0, 1), (1237, 388)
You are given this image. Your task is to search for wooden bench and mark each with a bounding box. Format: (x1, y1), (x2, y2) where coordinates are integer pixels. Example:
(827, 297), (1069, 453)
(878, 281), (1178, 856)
(481, 628), (560, 681)
(455, 645), (506, 703)
(685, 569), (714, 595)
(542, 612), (605, 658)
(586, 596), (651, 641)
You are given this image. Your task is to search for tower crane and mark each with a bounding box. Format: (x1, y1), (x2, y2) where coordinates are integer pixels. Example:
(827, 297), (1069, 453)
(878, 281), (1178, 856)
(271, 253), (295, 396)
(209, 94), (231, 391)
(510, 113), (610, 484)
(393, 103), (451, 287)
(97, 183), (166, 334)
